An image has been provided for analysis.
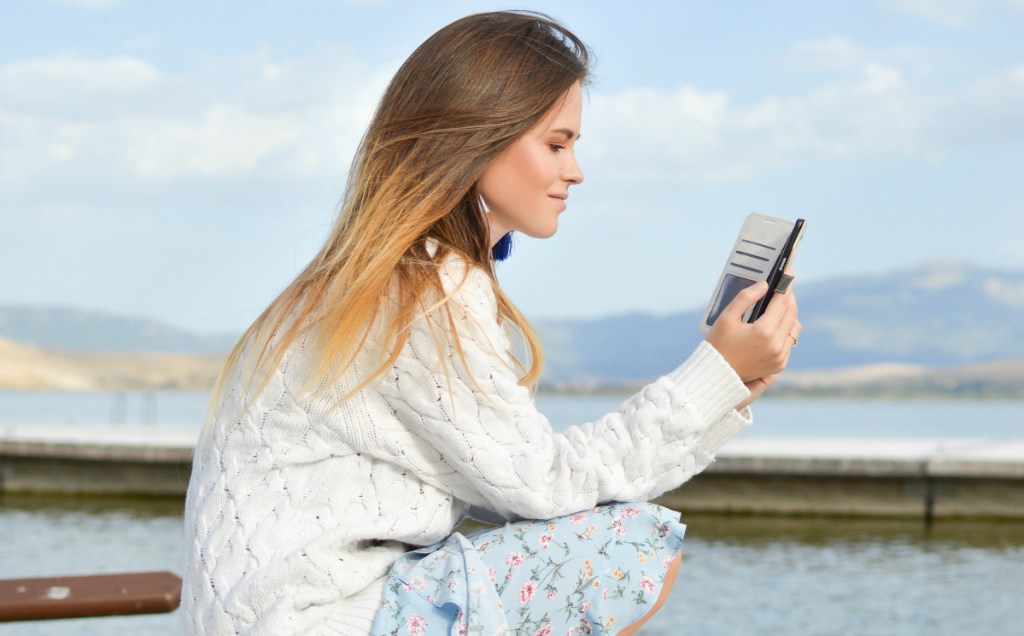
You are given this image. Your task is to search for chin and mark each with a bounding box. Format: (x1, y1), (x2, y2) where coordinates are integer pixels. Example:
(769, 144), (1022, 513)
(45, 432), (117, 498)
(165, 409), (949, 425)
(522, 224), (559, 239)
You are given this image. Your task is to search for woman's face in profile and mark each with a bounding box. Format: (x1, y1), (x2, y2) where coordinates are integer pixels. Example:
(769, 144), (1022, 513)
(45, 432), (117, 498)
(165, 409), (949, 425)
(478, 82), (585, 245)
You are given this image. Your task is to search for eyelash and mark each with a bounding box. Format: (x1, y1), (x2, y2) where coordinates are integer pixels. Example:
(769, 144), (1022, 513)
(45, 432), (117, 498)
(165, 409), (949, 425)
(549, 144), (565, 152)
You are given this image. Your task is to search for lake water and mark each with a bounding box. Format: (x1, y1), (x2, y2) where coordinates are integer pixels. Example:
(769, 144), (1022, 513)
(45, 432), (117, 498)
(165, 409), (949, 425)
(1, 496), (1021, 636)
(1, 392), (1022, 634)
(1, 389), (1022, 439)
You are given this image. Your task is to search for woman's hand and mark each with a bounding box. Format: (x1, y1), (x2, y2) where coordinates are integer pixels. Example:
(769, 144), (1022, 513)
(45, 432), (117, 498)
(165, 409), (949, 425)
(736, 374), (779, 411)
(706, 274), (801, 404)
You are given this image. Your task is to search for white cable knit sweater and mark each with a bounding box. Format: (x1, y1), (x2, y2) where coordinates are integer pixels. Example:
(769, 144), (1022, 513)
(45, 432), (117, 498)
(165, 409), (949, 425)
(182, 254), (753, 635)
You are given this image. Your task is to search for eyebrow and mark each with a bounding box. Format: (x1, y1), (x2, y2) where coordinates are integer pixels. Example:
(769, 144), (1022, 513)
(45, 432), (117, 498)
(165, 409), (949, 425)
(549, 127), (580, 141)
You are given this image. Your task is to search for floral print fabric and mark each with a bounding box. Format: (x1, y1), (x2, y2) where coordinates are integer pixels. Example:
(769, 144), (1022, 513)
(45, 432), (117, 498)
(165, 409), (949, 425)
(370, 502), (686, 636)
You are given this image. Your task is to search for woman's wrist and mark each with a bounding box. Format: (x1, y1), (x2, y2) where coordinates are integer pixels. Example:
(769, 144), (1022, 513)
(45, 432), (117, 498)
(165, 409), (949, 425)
(665, 341), (751, 423)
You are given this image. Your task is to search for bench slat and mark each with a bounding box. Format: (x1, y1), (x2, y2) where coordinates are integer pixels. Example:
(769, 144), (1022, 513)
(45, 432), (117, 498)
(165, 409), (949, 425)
(0, 571), (181, 621)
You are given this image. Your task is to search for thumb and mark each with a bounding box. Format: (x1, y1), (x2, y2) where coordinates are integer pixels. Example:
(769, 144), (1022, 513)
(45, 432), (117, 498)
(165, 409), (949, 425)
(719, 280), (768, 322)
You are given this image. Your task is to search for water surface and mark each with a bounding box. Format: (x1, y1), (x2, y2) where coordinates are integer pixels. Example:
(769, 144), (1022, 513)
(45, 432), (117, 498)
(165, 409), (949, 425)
(1, 496), (1021, 635)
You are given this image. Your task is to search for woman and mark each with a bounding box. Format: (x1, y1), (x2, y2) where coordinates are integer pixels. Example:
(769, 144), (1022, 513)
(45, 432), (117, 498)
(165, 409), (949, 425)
(183, 11), (800, 635)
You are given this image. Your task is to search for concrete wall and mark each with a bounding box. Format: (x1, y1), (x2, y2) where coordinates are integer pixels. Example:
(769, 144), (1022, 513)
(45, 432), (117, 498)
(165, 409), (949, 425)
(2, 426), (1023, 519)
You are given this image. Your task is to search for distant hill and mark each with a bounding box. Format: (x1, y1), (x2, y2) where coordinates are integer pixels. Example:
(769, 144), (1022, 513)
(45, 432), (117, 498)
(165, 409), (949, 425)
(0, 336), (223, 391)
(789, 261), (1024, 368)
(0, 305), (238, 353)
(772, 359), (1024, 399)
(534, 261), (1024, 385)
(2, 261), (1023, 393)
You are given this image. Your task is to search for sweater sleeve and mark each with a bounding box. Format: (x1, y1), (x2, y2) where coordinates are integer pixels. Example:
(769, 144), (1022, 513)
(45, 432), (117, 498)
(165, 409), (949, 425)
(378, 258), (752, 521)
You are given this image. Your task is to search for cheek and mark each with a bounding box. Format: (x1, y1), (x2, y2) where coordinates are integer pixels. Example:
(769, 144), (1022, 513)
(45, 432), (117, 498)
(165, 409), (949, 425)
(507, 145), (556, 192)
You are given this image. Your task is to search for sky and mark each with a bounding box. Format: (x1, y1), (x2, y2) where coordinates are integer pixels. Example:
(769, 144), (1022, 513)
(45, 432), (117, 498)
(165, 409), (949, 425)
(2, 0), (1022, 334)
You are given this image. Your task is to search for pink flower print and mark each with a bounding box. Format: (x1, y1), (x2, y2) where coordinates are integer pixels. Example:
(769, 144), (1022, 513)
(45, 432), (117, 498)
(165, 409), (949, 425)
(471, 583), (486, 598)
(454, 610), (469, 636)
(534, 624), (552, 636)
(547, 591), (557, 600)
(401, 582), (413, 592)
(579, 600), (591, 614)
(663, 555), (675, 569)
(447, 578), (458, 592)
(603, 588), (609, 600)
(639, 576), (656, 593)
(487, 566), (497, 582)
(405, 613), (427, 636)
(621, 506), (642, 518)
(571, 512), (587, 525)
(539, 533), (553, 550)
(519, 580), (537, 604)
(505, 552), (524, 567)
(409, 575), (427, 592)
(611, 519), (626, 536)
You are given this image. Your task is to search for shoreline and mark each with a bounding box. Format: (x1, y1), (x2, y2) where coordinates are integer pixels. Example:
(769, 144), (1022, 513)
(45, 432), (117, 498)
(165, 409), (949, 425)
(2, 386), (1023, 401)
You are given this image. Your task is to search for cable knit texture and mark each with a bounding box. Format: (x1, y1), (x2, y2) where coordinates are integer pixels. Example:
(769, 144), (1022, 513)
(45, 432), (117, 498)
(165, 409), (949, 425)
(182, 254), (752, 635)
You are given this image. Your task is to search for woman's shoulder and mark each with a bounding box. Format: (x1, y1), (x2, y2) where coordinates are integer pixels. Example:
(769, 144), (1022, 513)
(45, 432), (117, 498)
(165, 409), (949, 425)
(433, 248), (498, 313)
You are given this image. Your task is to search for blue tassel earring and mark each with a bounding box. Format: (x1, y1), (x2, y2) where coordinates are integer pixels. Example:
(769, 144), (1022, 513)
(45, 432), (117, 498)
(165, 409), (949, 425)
(491, 231), (514, 261)
(479, 193), (514, 262)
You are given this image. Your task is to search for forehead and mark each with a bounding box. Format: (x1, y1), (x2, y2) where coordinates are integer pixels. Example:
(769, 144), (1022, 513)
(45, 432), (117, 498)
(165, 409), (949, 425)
(536, 82), (583, 133)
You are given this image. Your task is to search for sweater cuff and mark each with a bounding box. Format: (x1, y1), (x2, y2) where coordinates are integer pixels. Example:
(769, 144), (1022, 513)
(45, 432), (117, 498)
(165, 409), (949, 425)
(699, 406), (753, 456)
(665, 340), (750, 424)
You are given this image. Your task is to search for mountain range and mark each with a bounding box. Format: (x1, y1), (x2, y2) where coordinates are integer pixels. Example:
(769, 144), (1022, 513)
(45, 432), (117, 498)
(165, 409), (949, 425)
(535, 260), (1024, 385)
(2, 261), (1022, 394)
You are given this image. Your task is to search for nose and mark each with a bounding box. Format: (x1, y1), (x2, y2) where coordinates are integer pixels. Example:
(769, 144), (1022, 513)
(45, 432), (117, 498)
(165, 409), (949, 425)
(562, 151), (584, 185)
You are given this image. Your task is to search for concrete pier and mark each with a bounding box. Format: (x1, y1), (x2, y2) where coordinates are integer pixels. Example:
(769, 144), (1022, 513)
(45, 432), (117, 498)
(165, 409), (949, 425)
(1, 426), (1022, 519)
(662, 438), (1024, 520)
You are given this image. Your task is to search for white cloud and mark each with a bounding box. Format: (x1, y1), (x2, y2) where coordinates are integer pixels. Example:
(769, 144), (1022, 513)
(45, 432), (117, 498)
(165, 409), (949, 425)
(0, 54), (161, 116)
(578, 36), (1022, 186)
(0, 50), (387, 191)
(0, 37), (1020, 214)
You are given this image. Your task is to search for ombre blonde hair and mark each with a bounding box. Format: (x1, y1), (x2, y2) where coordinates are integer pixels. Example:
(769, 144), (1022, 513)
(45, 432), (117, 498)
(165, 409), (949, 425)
(208, 11), (591, 414)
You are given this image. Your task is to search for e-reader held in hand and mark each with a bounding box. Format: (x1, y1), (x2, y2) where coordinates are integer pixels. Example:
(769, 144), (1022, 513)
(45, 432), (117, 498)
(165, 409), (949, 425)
(700, 213), (806, 334)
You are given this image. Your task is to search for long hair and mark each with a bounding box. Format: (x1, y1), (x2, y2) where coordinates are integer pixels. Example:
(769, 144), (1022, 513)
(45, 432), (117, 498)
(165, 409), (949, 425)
(207, 11), (591, 416)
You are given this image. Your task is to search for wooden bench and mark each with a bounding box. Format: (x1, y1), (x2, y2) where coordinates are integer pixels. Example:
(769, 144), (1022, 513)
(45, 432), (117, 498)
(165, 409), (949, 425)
(0, 571), (181, 622)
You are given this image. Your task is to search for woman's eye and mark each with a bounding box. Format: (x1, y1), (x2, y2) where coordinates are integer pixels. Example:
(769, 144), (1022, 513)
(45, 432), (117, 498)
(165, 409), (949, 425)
(549, 144), (565, 152)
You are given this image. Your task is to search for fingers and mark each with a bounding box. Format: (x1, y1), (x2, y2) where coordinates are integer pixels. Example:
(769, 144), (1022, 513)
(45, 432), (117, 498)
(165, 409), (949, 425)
(762, 288), (800, 373)
(759, 278), (795, 325)
(789, 316), (803, 344)
(719, 281), (769, 323)
(706, 273), (801, 383)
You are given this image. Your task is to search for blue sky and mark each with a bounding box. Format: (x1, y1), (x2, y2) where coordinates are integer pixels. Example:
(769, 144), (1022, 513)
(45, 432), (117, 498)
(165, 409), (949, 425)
(2, 0), (1022, 333)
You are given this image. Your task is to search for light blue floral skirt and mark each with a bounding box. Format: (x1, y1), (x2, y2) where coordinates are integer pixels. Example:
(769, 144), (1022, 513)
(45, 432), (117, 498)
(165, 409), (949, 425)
(370, 502), (686, 635)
